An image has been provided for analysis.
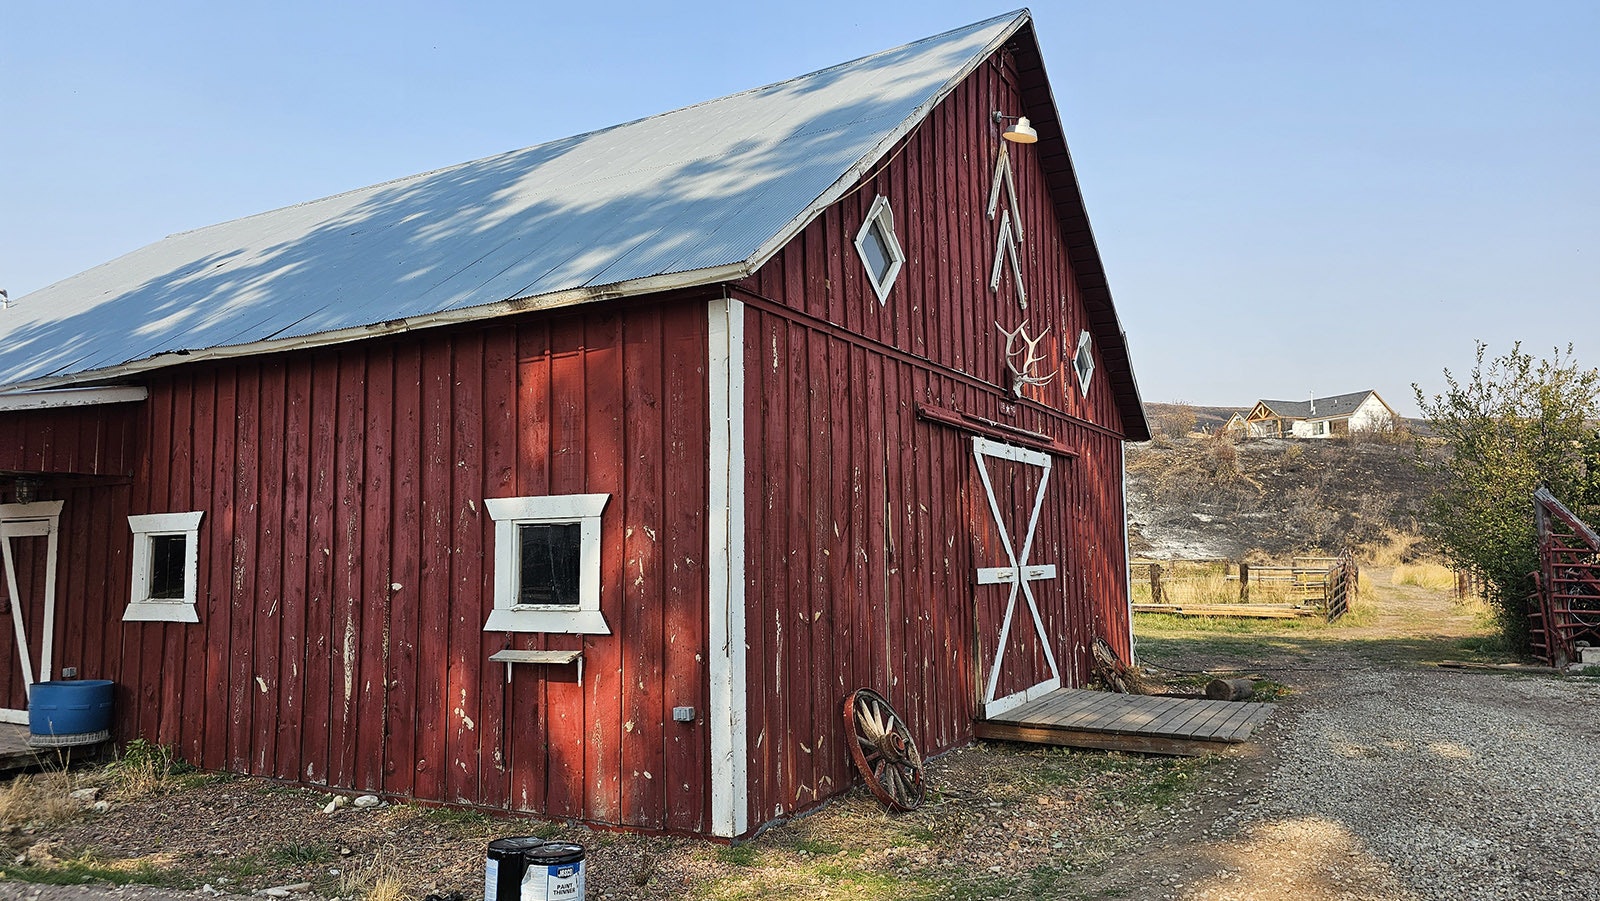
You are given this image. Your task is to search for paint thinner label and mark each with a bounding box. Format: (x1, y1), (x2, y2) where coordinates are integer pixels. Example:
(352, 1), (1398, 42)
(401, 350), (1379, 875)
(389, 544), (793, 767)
(521, 861), (584, 900)
(483, 858), (499, 901)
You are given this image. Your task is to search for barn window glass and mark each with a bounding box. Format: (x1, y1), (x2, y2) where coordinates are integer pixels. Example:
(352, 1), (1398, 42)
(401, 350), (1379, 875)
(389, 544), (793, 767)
(147, 535), (188, 599)
(854, 195), (905, 306)
(484, 494), (610, 634)
(1073, 330), (1095, 396)
(516, 523), (581, 606)
(124, 511), (203, 623)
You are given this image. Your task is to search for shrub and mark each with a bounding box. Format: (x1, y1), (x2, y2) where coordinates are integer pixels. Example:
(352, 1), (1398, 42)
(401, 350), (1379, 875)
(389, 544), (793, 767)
(1416, 342), (1600, 647)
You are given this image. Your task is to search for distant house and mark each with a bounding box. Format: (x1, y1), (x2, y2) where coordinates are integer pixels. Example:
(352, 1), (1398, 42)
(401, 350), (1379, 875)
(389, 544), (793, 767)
(1222, 411), (1249, 438)
(1244, 391), (1398, 439)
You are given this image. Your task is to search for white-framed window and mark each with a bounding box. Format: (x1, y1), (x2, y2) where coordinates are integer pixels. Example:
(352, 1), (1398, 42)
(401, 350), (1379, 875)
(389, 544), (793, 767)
(484, 494), (610, 634)
(854, 194), (905, 306)
(1072, 329), (1095, 396)
(124, 511), (203, 623)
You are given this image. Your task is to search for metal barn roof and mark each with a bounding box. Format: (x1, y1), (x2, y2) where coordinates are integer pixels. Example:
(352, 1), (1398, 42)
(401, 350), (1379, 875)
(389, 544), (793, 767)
(0, 12), (1024, 389)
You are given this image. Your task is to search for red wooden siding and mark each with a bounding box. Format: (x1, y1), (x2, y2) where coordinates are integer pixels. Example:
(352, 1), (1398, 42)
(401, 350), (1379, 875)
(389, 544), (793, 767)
(29, 297), (713, 832)
(0, 405), (141, 476)
(0, 485), (132, 712)
(738, 50), (1129, 436)
(736, 310), (1128, 825)
(735, 47), (1133, 826)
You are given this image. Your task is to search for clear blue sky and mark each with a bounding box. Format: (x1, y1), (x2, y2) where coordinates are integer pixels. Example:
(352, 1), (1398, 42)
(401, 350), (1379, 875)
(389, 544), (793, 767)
(3, 1), (1596, 416)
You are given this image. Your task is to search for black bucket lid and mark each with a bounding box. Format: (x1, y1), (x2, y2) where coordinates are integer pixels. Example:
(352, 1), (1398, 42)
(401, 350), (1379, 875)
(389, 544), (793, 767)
(487, 837), (546, 859)
(524, 842), (584, 865)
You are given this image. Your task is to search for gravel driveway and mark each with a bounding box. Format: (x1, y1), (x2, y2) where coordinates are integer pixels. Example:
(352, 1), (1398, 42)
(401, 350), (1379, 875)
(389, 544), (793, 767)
(1089, 580), (1600, 900)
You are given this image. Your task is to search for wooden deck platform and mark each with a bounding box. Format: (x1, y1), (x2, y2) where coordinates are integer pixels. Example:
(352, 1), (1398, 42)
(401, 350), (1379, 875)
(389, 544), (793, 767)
(0, 724), (44, 773)
(974, 687), (1274, 756)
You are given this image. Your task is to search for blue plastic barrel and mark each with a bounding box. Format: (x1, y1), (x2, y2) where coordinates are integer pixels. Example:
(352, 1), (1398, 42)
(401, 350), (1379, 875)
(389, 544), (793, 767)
(29, 680), (115, 736)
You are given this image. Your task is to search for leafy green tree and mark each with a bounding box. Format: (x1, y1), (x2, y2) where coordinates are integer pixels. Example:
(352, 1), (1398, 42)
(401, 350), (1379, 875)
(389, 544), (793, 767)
(1415, 342), (1600, 646)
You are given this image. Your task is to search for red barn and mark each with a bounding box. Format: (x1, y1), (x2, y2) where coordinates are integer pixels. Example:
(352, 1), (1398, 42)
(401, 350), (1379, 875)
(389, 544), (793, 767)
(0, 10), (1148, 837)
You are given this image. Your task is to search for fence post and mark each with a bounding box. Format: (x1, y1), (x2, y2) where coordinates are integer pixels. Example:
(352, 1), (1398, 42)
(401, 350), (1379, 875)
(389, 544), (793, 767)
(1150, 563), (1163, 604)
(1238, 562), (1249, 601)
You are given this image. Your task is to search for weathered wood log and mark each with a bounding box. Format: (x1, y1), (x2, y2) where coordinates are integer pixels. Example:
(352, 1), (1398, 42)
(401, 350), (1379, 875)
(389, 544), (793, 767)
(1205, 678), (1256, 701)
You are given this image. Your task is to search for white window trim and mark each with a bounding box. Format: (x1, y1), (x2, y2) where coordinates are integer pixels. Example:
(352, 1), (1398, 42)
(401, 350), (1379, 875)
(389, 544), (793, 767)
(853, 194), (905, 306)
(1073, 329), (1096, 396)
(124, 511), (203, 623)
(484, 493), (610, 634)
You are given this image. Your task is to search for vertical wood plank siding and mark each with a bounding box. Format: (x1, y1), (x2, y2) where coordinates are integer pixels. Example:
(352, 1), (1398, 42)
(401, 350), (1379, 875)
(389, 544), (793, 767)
(0, 406), (140, 476)
(0, 485), (132, 712)
(735, 49), (1133, 825)
(9, 298), (712, 832)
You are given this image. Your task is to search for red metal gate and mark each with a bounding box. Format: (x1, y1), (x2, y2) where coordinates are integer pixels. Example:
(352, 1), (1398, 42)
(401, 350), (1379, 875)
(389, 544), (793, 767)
(1527, 488), (1600, 666)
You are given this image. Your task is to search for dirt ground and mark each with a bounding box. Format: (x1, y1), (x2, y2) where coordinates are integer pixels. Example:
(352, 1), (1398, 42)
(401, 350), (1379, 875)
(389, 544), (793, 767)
(1083, 570), (1600, 900)
(4, 570), (1596, 900)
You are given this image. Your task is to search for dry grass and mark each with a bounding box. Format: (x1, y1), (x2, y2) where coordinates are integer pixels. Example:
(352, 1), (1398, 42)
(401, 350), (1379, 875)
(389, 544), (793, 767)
(1363, 531), (1429, 567)
(103, 739), (192, 799)
(1451, 591), (1498, 623)
(0, 768), (79, 830)
(1131, 560), (1303, 607)
(338, 846), (405, 901)
(1392, 562), (1457, 591)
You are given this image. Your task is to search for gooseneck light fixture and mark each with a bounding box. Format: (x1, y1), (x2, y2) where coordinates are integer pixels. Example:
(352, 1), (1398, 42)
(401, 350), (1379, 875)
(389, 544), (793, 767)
(992, 111), (1038, 144)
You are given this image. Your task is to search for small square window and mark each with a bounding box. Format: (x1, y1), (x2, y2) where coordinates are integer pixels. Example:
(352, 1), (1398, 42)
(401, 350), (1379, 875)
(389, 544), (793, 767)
(854, 195), (905, 306)
(1072, 330), (1096, 397)
(485, 494), (609, 634)
(517, 522), (581, 606)
(147, 534), (188, 600)
(125, 511), (203, 623)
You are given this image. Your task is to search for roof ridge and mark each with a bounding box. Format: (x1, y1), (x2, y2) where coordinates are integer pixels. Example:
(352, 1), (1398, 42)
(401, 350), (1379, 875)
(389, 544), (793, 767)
(164, 10), (1030, 242)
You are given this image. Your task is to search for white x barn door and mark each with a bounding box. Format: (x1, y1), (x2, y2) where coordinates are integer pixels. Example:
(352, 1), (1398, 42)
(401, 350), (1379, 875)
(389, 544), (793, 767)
(0, 501), (63, 724)
(971, 438), (1061, 718)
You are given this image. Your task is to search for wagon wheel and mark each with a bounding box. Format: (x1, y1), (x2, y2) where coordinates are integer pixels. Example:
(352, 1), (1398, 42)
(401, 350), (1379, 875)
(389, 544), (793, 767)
(842, 688), (925, 811)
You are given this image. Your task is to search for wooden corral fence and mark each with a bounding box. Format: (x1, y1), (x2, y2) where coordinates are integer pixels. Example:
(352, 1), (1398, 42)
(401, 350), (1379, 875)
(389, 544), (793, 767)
(1527, 488), (1600, 666)
(1322, 550), (1356, 622)
(1132, 552), (1356, 621)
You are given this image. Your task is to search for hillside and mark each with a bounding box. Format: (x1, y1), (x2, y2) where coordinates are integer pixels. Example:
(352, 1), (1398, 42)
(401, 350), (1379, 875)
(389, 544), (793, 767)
(1125, 435), (1443, 560)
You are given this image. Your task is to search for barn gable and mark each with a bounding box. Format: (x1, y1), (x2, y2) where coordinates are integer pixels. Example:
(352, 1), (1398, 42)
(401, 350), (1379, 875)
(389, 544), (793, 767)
(729, 16), (1144, 828)
(1, 10), (1146, 840)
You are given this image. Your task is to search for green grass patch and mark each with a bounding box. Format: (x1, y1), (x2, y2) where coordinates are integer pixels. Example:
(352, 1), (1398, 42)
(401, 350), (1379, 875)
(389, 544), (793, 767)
(789, 836), (843, 856)
(1451, 632), (1515, 660)
(205, 852), (273, 883)
(409, 803), (494, 829)
(1, 854), (189, 888)
(716, 844), (762, 867)
(702, 854), (947, 901)
(268, 841), (334, 867)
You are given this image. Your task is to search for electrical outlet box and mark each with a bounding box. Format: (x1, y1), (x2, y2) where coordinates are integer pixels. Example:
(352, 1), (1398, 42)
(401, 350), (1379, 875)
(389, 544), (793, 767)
(672, 706), (695, 723)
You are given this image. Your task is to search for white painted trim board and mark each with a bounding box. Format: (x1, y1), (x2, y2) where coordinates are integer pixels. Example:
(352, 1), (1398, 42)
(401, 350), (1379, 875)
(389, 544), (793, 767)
(706, 296), (749, 838)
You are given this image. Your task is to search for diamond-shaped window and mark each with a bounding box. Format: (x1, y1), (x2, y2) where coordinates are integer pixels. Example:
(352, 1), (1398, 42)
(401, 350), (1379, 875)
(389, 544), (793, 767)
(854, 195), (905, 306)
(1073, 330), (1095, 396)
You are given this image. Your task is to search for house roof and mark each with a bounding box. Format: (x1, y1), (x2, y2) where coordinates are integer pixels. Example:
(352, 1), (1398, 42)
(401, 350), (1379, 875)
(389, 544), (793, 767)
(0, 9), (1148, 439)
(1255, 390), (1384, 421)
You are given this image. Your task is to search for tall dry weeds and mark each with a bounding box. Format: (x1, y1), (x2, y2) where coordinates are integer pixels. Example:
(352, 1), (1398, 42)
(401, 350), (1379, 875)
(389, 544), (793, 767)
(0, 768), (79, 829)
(338, 846), (405, 901)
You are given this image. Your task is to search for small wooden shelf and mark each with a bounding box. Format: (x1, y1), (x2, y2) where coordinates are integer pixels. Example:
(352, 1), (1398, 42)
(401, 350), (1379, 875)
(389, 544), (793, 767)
(489, 648), (583, 683)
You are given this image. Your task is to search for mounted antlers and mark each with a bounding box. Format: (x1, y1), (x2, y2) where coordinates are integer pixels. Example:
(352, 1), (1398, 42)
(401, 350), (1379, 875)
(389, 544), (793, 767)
(996, 319), (1057, 398)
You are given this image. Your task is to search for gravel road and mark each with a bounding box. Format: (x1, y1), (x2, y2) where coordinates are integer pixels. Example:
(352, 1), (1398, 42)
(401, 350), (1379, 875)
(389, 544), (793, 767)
(1088, 580), (1600, 900)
